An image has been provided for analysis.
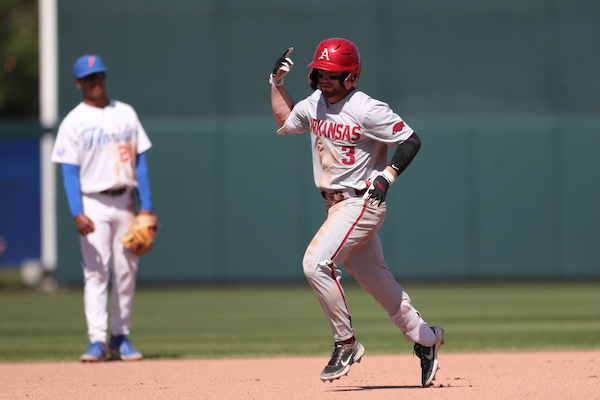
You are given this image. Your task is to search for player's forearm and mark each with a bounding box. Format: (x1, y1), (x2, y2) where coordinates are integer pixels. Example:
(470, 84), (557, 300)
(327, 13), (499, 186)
(135, 152), (152, 212)
(271, 84), (294, 127)
(365, 134), (421, 206)
(389, 132), (421, 177)
(61, 163), (84, 218)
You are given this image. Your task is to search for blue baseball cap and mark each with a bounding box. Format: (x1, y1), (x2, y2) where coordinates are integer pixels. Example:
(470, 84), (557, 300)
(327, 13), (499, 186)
(73, 54), (108, 78)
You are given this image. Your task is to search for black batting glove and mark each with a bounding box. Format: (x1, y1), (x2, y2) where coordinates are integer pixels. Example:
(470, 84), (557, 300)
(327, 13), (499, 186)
(270, 47), (294, 85)
(272, 47), (294, 75)
(364, 175), (391, 207)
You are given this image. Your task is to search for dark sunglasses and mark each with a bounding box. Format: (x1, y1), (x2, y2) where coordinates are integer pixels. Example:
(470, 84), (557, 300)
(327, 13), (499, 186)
(80, 72), (106, 82)
(317, 71), (343, 80)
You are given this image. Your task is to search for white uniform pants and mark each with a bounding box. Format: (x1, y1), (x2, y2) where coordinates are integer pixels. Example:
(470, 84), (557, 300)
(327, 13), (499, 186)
(80, 189), (138, 343)
(303, 196), (436, 346)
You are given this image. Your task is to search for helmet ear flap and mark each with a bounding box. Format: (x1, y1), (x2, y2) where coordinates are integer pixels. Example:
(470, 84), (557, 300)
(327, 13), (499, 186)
(309, 68), (319, 91)
(343, 67), (361, 90)
(339, 72), (350, 88)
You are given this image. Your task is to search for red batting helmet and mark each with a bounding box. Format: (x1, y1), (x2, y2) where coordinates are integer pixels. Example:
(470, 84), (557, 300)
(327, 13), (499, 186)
(308, 38), (361, 91)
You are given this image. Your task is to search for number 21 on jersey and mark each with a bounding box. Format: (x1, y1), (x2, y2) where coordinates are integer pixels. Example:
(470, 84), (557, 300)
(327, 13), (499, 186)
(119, 145), (130, 162)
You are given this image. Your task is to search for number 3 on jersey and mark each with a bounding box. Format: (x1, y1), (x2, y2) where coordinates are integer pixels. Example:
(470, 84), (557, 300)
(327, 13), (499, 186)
(342, 146), (355, 165)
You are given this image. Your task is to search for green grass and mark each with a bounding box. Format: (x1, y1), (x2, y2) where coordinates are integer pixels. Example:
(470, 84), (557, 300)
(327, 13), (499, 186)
(0, 282), (599, 362)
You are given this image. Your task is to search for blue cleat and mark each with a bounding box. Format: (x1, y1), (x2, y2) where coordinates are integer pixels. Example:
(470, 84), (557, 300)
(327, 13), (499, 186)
(80, 341), (107, 362)
(108, 335), (143, 361)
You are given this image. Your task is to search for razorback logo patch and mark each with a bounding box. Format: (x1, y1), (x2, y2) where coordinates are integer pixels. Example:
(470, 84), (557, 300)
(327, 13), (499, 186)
(392, 121), (405, 135)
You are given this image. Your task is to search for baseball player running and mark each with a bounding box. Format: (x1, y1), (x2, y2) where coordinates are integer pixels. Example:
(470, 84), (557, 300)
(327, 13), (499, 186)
(270, 38), (444, 387)
(52, 54), (154, 362)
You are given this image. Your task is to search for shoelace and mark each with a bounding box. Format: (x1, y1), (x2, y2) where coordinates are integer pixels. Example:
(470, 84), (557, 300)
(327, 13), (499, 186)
(414, 344), (422, 357)
(328, 343), (347, 365)
(414, 344), (430, 363)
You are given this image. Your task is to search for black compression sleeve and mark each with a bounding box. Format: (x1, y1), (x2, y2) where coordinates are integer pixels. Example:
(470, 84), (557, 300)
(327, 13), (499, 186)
(389, 132), (421, 176)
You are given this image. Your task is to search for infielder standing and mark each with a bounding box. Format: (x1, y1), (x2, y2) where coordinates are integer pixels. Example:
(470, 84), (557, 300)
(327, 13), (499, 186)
(270, 38), (444, 387)
(52, 54), (153, 362)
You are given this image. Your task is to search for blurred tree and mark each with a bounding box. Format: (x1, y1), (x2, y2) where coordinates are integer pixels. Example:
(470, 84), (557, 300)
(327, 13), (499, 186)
(0, 0), (38, 118)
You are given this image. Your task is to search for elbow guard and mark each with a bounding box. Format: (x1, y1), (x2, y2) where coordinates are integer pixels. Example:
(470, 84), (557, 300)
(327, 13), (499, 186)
(390, 132), (421, 176)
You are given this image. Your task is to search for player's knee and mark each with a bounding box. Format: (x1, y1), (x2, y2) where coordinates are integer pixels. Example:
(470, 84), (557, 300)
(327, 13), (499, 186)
(113, 267), (137, 284)
(302, 253), (318, 281)
(302, 253), (333, 282)
(83, 264), (109, 281)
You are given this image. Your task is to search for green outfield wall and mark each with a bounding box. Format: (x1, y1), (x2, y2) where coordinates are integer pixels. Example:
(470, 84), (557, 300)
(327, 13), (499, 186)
(52, 115), (600, 284)
(6, 0), (600, 283)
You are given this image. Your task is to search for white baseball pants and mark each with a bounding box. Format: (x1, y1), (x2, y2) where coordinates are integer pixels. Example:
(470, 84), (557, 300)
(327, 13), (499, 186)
(303, 196), (436, 346)
(79, 189), (138, 344)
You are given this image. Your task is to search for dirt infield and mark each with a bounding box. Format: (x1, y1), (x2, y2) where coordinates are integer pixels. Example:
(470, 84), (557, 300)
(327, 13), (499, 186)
(1, 351), (598, 399)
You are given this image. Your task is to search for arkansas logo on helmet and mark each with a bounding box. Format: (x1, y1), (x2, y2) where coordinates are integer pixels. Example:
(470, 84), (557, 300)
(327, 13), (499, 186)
(308, 38), (361, 91)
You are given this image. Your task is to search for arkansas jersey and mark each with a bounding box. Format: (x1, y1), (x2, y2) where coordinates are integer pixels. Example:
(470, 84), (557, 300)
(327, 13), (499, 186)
(278, 89), (414, 191)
